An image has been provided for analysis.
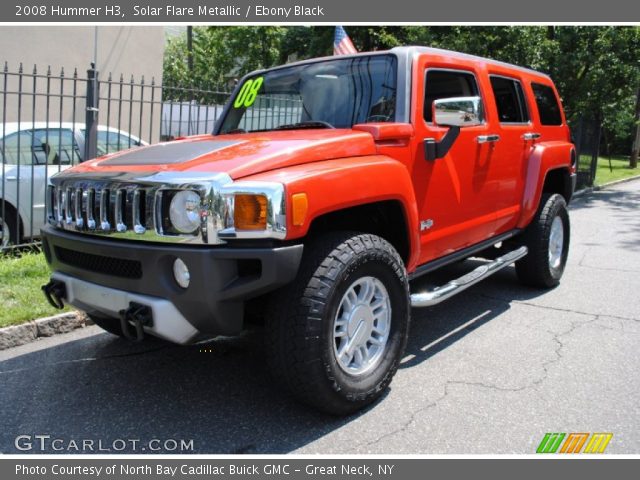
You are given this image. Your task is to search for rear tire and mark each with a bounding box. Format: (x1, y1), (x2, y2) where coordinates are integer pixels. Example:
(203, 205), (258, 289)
(88, 313), (125, 338)
(0, 209), (19, 248)
(266, 232), (410, 415)
(516, 193), (570, 288)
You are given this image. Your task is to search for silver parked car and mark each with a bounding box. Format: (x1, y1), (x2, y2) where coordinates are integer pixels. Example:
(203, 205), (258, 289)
(0, 122), (145, 247)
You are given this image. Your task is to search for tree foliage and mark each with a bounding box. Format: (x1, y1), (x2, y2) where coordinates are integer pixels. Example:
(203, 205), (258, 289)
(163, 26), (640, 154)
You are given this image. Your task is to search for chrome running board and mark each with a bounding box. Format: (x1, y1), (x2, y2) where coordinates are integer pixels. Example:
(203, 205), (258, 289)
(410, 246), (528, 308)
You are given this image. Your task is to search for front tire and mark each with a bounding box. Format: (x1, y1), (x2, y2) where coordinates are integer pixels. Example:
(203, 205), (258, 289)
(266, 232), (410, 415)
(516, 193), (570, 288)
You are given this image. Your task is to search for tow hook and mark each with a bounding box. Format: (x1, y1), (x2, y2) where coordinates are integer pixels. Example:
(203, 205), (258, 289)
(42, 280), (67, 309)
(118, 302), (153, 342)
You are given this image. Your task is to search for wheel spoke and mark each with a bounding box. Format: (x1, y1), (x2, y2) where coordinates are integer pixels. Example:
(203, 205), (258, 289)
(373, 306), (388, 321)
(341, 294), (353, 312)
(370, 297), (385, 309)
(339, 348), (354, 366)
(335, 316), (348, 328)
(358, 282), (367, 303)
(347, 289), (358, 308)
(360, 345), (370, 362)
(334, 328), (348, 338)
(352, 348), (364, 368)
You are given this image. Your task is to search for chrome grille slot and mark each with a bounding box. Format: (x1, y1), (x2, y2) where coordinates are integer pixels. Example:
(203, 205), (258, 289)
(132, 189), (146, 234)
(65, 188), (74, 225)
(115, 189), (126, 232)
(99, 189), (111, 231)
(56, 188), (64, 224)
(74, 188), (84, 229)
(87, 189), (96, 230)
(154, 190), (164, 235)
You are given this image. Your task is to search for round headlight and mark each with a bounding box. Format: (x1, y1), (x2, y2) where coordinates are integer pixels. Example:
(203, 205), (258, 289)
(169, 190), (201, 234)
(173, 258), (190, 289)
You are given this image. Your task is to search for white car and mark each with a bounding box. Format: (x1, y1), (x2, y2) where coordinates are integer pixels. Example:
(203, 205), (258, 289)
(0, 122), (145, 247)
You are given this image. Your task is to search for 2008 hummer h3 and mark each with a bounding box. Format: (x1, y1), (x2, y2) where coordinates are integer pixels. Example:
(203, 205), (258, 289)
(42, 47), (576, 414)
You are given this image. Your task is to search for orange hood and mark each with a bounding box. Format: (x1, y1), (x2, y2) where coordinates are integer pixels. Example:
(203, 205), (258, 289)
(71, 129), (377, 179)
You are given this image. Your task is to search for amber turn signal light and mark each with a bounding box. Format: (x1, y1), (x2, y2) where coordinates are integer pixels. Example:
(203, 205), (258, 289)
(234, 194), (267, 230)
(291, 193), (308, 226)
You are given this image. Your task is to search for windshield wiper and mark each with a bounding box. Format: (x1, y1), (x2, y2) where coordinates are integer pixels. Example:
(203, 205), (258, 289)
(274, 121), (335, 130)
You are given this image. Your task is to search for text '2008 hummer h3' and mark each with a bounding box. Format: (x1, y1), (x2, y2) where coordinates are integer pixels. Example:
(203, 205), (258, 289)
(42, 47), (576, 414)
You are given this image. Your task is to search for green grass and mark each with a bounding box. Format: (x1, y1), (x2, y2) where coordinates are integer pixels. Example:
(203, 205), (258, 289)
(0, 251), (70, 328)
(594, 155), (640, 186)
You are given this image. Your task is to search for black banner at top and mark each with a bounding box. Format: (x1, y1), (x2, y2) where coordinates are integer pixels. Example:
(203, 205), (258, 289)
(3, 0), (640, 22)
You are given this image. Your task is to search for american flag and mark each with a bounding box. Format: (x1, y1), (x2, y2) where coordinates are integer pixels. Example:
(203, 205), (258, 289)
(333, 26), (357, 56)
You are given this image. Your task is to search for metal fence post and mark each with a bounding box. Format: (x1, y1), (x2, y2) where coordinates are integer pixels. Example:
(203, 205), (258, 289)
(84, 63), (99, 161)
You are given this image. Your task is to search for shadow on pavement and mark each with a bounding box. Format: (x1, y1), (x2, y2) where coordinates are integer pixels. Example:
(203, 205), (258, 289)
(0, 262), (547, 454)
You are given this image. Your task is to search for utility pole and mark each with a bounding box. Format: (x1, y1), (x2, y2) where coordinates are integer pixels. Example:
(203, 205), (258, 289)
(187, 26), (194, 74)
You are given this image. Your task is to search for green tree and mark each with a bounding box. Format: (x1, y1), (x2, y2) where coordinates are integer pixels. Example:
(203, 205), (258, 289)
(164, 26), (640, 158)
(163, 27), (286, 100)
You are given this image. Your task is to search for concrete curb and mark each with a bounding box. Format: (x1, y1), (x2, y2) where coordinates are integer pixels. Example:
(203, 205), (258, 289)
(573, 174), (640, 198)
(0, 311), (92, 351)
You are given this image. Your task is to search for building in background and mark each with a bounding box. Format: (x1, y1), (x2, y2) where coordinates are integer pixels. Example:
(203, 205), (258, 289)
(0, 26), (164, 137)
(0, 26), (164, 84)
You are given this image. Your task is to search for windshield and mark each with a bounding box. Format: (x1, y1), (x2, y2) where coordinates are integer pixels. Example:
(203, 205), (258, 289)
(219, 55), (398, 133)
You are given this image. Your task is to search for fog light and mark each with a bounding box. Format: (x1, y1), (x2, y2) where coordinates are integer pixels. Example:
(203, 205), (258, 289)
(173, 258), (190, 289)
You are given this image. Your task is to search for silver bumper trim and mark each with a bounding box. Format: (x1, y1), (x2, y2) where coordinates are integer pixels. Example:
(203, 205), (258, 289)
(52, 272), (200, 344)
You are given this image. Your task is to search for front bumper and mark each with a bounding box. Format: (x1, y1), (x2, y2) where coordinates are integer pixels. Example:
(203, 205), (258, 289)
(41, 226), (303, 343)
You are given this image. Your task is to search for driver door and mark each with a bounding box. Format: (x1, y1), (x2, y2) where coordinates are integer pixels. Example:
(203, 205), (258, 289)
(412, 62), (498, 265)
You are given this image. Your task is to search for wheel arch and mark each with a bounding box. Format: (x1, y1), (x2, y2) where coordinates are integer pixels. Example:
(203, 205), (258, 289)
(306, 200), (412, 265)
(518, 142), (574, 230)
(542, 167), (573, 204)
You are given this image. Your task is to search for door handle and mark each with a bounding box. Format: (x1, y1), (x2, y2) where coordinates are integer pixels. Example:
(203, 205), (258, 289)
(522, 132), (541, 140)
(5, 176), (18, 181)
(476, 134), (500, 144)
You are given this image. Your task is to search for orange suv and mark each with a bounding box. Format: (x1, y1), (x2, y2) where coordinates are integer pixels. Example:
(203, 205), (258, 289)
(42, 47), (576, 414)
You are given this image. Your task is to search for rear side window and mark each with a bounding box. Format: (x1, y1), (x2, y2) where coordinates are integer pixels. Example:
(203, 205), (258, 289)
(0, 131), (32, 165)
(532, 83), (562, 126)
(424, 70), (480, 122)
(31, 129), (79, 165)
(490, 76), (529, 123)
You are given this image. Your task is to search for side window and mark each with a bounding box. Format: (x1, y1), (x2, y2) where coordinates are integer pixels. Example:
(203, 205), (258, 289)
(31, 129), (79, 165)
(531, 83), (562, 126)
(0, 131), (33, 165)
(490, 76), (529, 123)
(424, 70), (480, 123)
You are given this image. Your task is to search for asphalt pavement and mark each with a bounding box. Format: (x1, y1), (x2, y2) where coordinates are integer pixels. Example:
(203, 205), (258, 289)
(1, 179), (639, 454)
